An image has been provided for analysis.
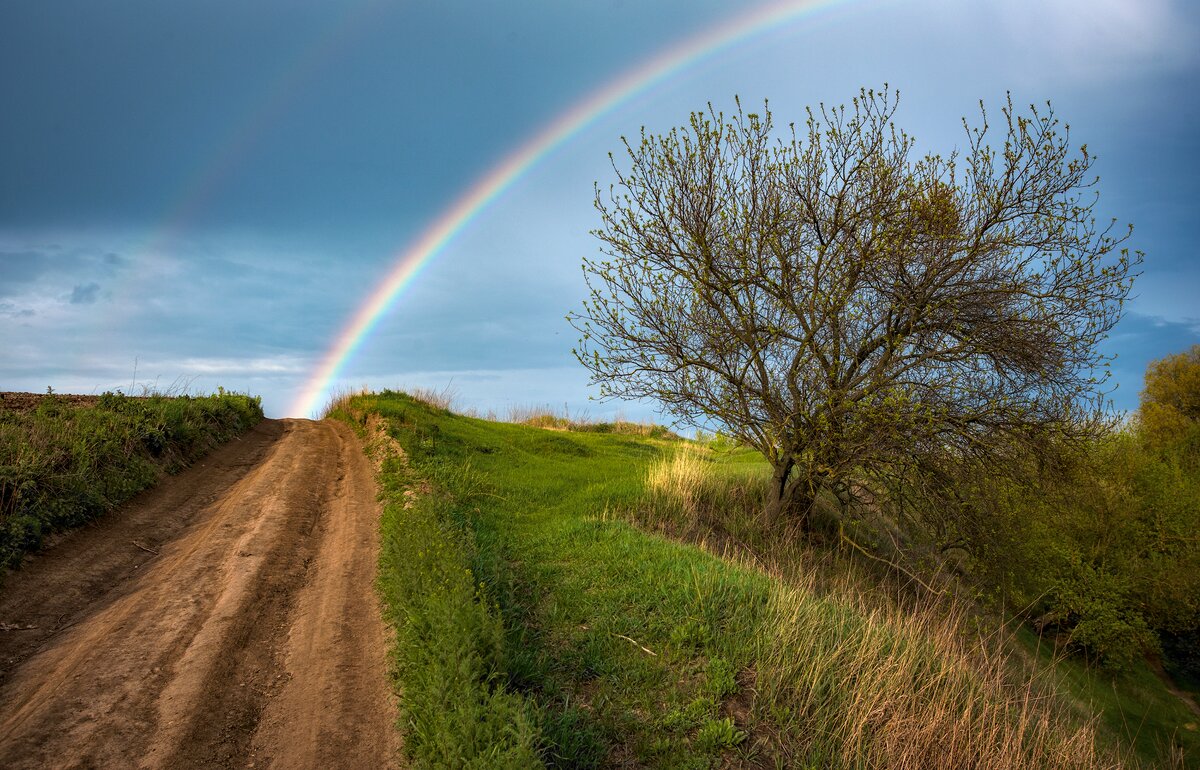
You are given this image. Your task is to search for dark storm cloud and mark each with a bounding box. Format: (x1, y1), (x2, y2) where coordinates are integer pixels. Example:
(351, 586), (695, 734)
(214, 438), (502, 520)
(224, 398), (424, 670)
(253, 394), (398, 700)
(69, 282), (101, 305)
(0, 0), (736, 233)
(0, 0), (1196, 417)
(0, 246), (127, 299)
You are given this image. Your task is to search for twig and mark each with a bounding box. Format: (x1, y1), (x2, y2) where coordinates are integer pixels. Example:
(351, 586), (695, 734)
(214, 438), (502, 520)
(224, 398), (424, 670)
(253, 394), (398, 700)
(131, 541), (160, 555)
(838, 523), (945, 597)
(614, 633), (657, 656)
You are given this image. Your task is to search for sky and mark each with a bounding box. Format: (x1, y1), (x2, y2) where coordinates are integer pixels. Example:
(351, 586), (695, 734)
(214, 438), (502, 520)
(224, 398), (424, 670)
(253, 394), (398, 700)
(2, 0), (1197, 421)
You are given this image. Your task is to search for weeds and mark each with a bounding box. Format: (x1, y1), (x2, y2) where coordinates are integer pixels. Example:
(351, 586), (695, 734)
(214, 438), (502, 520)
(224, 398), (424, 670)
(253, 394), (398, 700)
(694, 717), (746, 752)
(0, 390), (262, 571)
(332, 394), (541, 768)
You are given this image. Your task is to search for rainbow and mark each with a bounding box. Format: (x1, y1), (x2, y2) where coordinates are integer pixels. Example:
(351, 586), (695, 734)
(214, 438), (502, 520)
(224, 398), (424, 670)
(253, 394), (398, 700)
(289, 0), (847, 417)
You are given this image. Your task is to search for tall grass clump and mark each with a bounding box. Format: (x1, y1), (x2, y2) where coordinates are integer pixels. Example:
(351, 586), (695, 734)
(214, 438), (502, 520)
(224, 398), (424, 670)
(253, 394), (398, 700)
(643, 445), (771, 535)
(0, 390), (263, 570)
(320, 385), (373, 419)
(756, 583), (1113, 768)
(408, 383), (460, 412)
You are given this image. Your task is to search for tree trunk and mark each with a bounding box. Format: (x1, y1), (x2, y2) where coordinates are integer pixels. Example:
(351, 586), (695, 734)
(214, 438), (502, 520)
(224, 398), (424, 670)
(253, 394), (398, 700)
(765, 460), (814, 531)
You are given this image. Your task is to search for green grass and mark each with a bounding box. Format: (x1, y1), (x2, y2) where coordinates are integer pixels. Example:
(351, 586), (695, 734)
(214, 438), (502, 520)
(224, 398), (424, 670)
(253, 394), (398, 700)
(334, 390), (1122, 768)
(0, 390), (263, 570)
(333, 391), (766, 767)
(1017, 627), (1200, 767)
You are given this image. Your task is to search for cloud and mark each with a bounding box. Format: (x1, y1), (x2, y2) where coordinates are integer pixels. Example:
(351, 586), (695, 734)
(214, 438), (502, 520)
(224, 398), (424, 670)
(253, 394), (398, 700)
(1010, 0), (1195, 75)
(1102, 312), (1200, 410)
(928, 0), (1198, 86)
(164, 356), (309, 375)
(0, 244), (128, 302)
(69, 282), (101, 304)
(0, 249), (59, 294)
(1129, 269), (1200, 331)
(0, 301), (35, 318)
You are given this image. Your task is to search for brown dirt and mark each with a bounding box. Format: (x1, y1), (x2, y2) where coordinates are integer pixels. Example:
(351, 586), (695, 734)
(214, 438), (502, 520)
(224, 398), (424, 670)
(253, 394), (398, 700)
(0, 392), (105, 412)
(0, 418), (401, 769)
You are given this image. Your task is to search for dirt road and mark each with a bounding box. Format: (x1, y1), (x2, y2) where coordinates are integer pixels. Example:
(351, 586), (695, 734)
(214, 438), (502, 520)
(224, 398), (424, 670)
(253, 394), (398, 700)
(0, 419), (401, 769)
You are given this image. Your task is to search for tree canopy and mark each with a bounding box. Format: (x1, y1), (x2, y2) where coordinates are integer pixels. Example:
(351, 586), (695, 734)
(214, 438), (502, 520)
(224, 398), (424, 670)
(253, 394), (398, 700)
(1139, 344), (1200, 450)
(571, 88), (1140, 527)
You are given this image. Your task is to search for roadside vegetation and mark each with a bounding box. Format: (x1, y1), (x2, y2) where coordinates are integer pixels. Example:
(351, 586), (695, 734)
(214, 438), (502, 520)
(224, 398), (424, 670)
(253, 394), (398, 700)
(0, 389), (263, 570)
(328, 389), (1180, 768)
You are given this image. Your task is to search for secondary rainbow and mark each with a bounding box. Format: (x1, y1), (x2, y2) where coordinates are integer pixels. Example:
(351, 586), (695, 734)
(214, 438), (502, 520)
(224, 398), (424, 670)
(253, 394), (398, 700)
(290, 0), (847, 417)
(104, 1), (385, 333)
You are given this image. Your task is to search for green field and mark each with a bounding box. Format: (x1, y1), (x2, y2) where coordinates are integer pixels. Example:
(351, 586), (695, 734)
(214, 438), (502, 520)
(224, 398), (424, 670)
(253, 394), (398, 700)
(329, 390), (1188, 769)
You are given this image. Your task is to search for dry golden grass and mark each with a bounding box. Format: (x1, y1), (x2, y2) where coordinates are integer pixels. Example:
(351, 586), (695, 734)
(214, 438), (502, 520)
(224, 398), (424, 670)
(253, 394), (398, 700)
(407, 384), (458, 411)
(508, 402), (671, 437)
(320, 386), (373, 419)
(640, 445), (1122, 769)
(755, 579), (1115, 768)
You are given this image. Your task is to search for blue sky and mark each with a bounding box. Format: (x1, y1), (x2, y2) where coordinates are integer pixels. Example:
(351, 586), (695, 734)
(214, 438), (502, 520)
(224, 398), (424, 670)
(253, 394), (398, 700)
(2, 0), (1197, 420)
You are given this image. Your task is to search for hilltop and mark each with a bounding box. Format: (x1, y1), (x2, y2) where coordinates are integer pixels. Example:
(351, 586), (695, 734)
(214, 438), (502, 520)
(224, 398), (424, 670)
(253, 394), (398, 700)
(329, 390), (1197, 768)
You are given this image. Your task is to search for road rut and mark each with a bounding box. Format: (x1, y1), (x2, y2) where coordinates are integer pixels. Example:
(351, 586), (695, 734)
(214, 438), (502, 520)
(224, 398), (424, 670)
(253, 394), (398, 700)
(0, 418), (400, 769)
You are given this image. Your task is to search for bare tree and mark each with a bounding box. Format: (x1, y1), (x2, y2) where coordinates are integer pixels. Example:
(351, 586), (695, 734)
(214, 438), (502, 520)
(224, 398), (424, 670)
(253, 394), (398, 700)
(570, 88), (1140, 528)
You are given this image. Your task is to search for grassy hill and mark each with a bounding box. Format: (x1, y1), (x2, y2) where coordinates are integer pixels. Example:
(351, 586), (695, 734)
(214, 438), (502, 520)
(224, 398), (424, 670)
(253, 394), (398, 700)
(0, 390), (263, 571)
(331, 390), (1197, 768)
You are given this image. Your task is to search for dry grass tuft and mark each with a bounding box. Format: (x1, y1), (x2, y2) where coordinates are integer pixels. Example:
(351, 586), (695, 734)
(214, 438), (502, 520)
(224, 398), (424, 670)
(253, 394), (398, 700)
(755, 579), (1114, 768)
(506, 402), (585, 428)
(320, 386), (373, 420)
(508, 402), (674, 437)
(642, 445), (774, 548)
(638, 445), (1121, 769)
(407, 383), (459, 412)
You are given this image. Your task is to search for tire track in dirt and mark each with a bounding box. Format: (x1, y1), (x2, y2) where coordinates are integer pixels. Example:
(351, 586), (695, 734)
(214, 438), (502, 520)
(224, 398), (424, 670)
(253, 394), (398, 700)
(0, 419), (400, 769)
